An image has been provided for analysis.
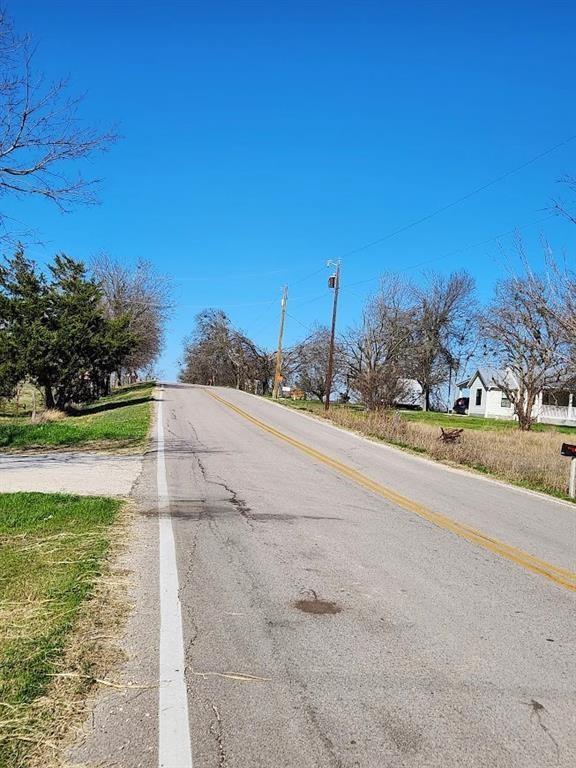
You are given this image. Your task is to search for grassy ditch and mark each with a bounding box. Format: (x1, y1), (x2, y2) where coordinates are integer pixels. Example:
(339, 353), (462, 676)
(0, 492), (123, 767)
(275, 398), (576, 500)
(0, 382), (154, 451)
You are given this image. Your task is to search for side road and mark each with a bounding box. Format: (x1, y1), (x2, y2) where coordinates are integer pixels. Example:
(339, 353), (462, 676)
(0, 383), (153, 496)
(0, 451), (141, 496)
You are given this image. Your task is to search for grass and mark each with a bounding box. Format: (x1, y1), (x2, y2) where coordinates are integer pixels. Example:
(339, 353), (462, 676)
(278, 397), (576, 433)
(0, 382), (43, 418)
(274, 398), (576, 501)
(399, 409), (576, 434)
(0, 382), (154, 451)
(0, 492), (122, 767)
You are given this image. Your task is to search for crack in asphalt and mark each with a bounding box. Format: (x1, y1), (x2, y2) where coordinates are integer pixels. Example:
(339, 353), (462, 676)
(196, 453), (255, 531)
(210, 477), (254, 529)
(209, 703), (227, 767)
(527, 699), (561, 763)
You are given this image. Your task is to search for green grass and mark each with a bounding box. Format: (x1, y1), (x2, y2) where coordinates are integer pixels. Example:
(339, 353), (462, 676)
(0, 382), (155, 451)
(270, 397), (364, 414)
(399, 409), (576, 433)
(276, 398), (576, 434)
(0, 492), (121, 766)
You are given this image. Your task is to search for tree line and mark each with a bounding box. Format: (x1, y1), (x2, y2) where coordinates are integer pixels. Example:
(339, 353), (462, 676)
(179, 270), (476, 409)
(179, 249), (576, 430)
(0, 250), (170, 410)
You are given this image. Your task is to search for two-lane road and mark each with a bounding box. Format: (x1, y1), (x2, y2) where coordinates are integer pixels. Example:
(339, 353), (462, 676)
(72, 383), (576, 768)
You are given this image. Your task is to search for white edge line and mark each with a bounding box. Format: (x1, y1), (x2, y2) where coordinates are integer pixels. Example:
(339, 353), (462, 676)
(157, 388), (193, 768)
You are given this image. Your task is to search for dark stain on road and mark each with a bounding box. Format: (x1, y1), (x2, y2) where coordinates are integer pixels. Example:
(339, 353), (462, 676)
(294, 590), (341, 615)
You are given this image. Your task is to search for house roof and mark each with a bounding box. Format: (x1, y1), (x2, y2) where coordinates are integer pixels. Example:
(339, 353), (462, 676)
(457, 367), (519, 391)
(458, 366), (576, 392)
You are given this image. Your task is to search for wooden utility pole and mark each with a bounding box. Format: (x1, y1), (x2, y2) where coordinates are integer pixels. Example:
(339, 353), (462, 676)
(272, 285), (288, 399)
(324, 262), (340, 412)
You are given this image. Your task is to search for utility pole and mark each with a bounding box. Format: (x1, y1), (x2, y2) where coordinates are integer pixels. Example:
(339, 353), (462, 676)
(324, 261), (341, 412)
(272, 285), (288, 399)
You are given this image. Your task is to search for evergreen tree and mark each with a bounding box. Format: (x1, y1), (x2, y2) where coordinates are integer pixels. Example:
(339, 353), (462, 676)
(0, 251), (135, 408)
(0, 250), (49, 399)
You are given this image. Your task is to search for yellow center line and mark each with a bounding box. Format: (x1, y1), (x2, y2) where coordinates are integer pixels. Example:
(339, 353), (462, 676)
(205, 389), (576, 593)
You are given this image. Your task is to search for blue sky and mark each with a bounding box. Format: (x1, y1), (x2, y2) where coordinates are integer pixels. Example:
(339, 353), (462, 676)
(6, 0), (576, 379)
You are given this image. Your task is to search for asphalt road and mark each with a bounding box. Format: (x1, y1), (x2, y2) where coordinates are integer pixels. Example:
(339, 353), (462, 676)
(71, 383), (576, 768)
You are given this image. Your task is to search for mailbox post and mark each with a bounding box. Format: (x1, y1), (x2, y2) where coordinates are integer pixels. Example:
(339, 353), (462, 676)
(560, 443), (576, 498)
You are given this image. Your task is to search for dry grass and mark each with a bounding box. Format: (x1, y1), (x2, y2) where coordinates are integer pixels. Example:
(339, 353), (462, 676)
(31, 409), (67, 424)
(297, 407), (573, 499)
(0, 496), (134, 768)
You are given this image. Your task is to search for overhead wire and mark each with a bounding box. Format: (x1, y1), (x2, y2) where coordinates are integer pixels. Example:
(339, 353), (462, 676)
(153, 134), (576, 344)
(286, 312), (317, 335)
(340, 212), (557, 292)
(335, 133), (576, 261)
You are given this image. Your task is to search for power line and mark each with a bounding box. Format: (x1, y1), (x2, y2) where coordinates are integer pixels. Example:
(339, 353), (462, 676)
(341, 212), (556, 292)
(175, 268), (288, 282)
(290, 290), (331, 308)
(173, 264), (328, 284)
(336, 134), (576, 261)
(290, 266), (326, 287)
(248, 297), (281, 335)
(286, 312), (316, 334)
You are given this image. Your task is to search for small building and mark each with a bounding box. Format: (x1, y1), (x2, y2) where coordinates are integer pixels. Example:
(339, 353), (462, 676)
(457, 367), (518, 419)
(394, 378), (424, 410)
(456, 367), (576, 426)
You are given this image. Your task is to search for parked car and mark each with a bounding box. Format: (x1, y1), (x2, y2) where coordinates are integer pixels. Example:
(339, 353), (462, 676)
(453, 396), (469, 415)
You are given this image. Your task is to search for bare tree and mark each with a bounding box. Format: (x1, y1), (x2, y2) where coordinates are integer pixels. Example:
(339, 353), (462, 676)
(546, 255), (576, 347)
(533, 245), (576, 352)
(511, 238), (576, 370)
(344, 275), (413, 410)
(0, 11), (117, 233)
(179, 309), (233, 386)
(179, 309), (272, 392)
(409, 271), (476, 411)
(91, 254), (172, 386)
(291, 325), (342, 402)
(480, 274), (570, 430)
(228, 330), (273, 393)
(552, 175), (576, 226)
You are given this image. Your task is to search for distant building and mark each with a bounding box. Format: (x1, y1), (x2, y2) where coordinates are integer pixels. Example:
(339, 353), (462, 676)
(456, 367), (576, 426)
(394, 378), (424, 410)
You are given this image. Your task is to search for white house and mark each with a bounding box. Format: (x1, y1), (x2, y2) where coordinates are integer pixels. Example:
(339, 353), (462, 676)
(456, 367), (576, 426)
